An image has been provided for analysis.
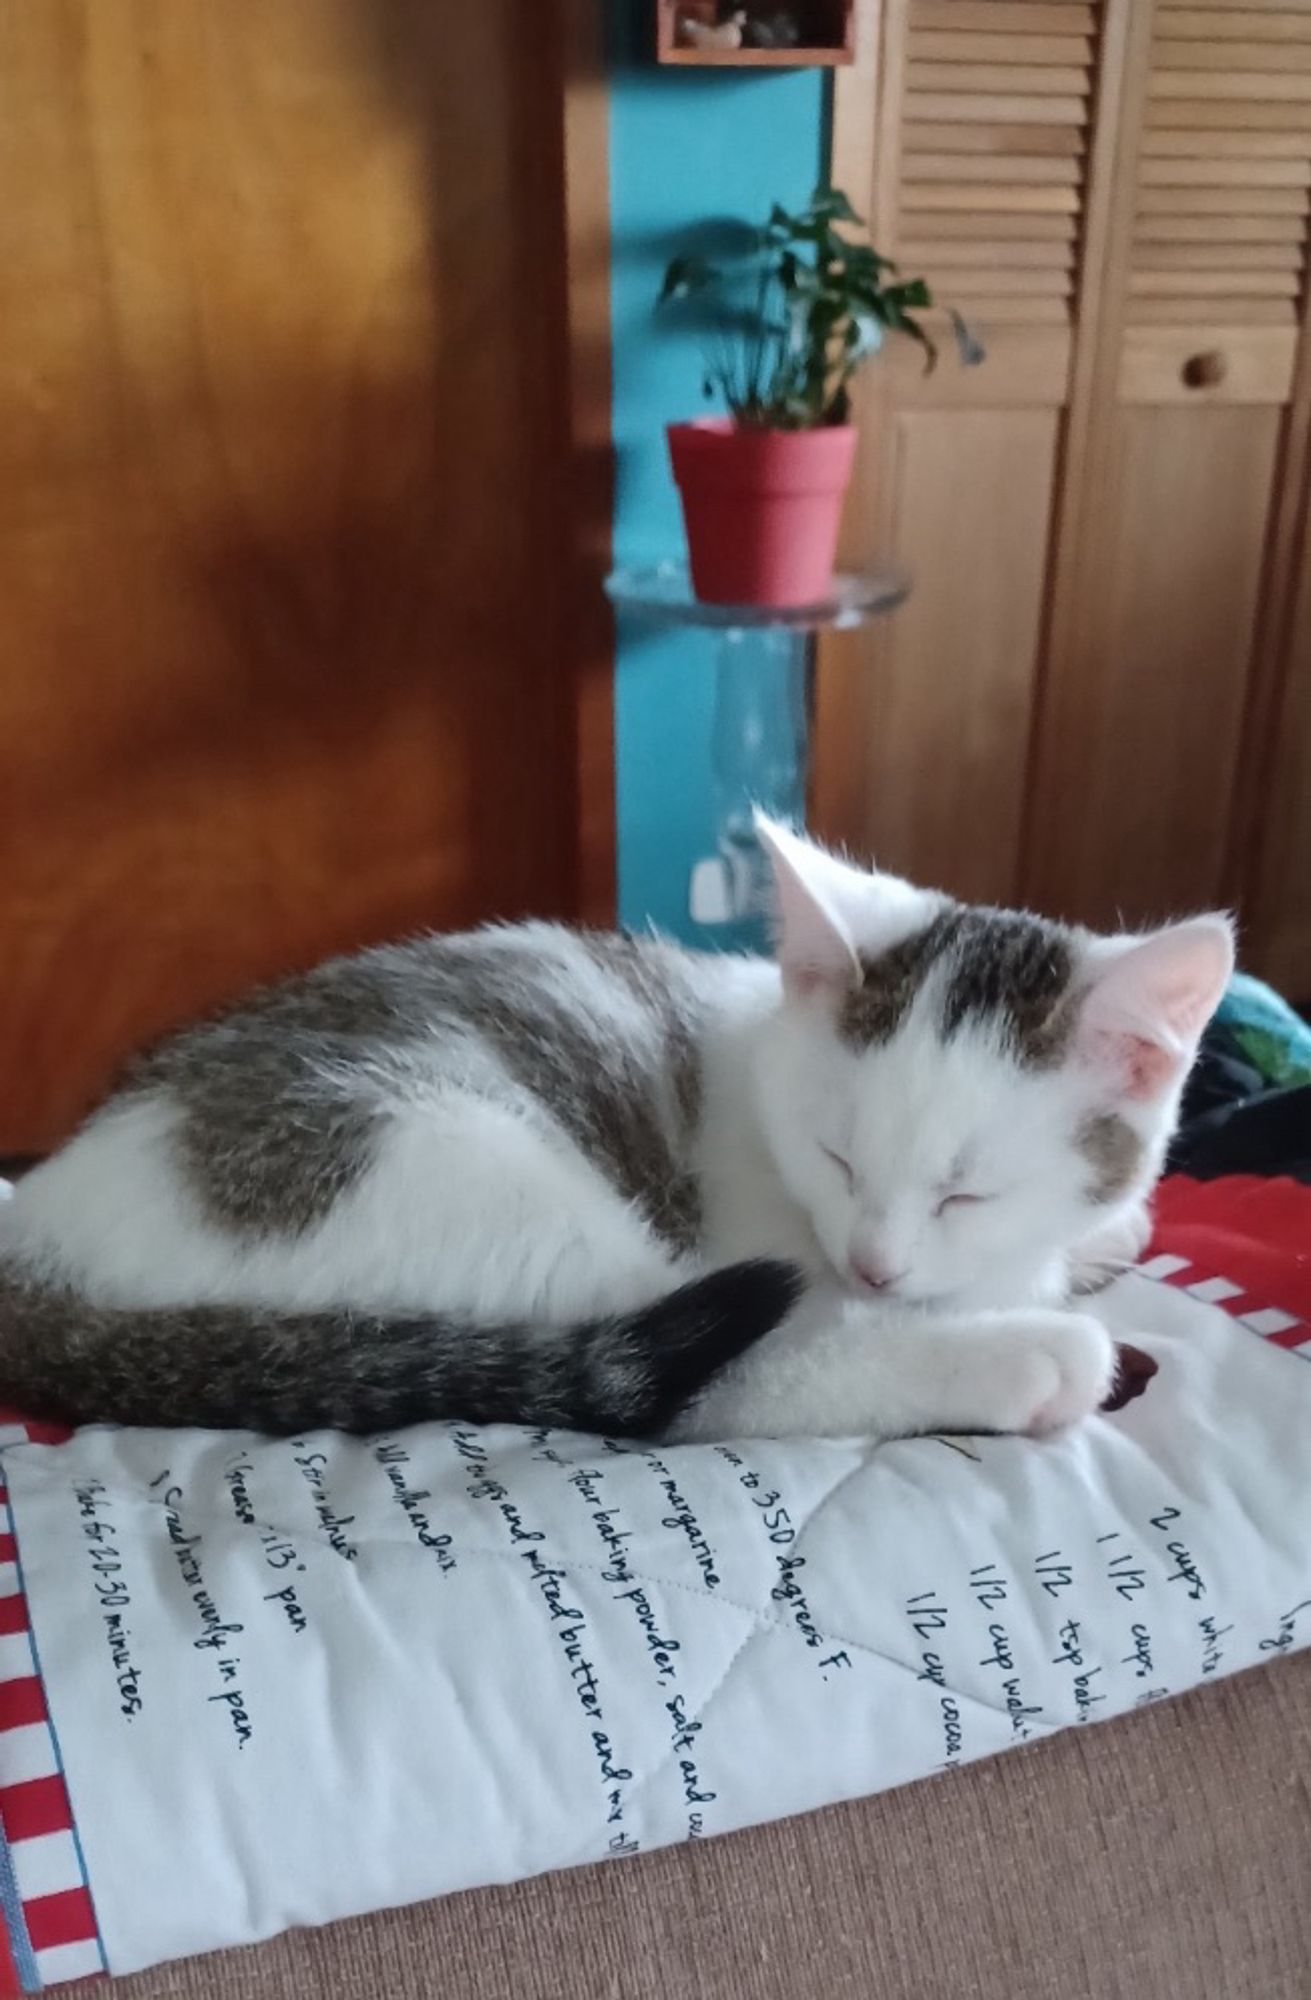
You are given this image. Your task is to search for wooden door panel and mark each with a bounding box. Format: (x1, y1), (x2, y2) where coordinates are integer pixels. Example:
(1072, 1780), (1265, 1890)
(1025, 0), (1311, 937)
(817, 0), (1104, 899)
(0, 1), (581, 1150)
(823, 408), (1061, 901)
(1248, 510), (1311, 998)
(1249, 657), (1311, 997)
(1118, 323), (1299, 399)
(1030, 404), (1282, 925)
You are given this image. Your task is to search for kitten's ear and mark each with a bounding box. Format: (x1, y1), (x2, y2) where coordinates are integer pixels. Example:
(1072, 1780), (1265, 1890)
(755, 817), (861, 1001)
(1078, 917), (1234, 1101)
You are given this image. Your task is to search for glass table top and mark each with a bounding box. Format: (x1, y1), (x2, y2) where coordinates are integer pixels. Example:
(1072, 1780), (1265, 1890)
(605, 562), (910, 632)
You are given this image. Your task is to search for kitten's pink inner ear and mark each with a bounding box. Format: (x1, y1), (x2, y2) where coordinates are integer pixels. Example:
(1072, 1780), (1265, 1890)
(1104, 1034), (1180, 1103)
(1079, 918), (1234, 1102)
(756, 819), (860, 1000)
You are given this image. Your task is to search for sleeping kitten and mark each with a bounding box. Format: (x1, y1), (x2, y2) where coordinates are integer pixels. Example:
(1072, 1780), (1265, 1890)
(0, 820), (1231, 1443)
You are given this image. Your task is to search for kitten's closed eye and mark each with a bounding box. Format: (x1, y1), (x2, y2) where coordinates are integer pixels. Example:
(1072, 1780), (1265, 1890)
(935, 1191), (991, 1217)
(821, 1145), (854, 1189)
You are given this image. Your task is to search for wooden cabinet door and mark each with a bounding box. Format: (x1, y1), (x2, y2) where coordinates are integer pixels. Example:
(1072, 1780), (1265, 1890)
(820, 0), (1311, 969)
(816, 0), (1117, 903)
(1247, 504), (1311, 998)
(1024, 0), (1311, 933)
(0, 2), (594, 1151)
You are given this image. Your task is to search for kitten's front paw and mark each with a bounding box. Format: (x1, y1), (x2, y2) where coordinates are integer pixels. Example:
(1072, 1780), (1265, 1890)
(982, 1310), (1118, 1437)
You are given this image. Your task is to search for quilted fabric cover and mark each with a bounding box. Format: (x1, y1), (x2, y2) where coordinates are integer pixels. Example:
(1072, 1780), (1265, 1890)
(0, 1176), (1306, 1989)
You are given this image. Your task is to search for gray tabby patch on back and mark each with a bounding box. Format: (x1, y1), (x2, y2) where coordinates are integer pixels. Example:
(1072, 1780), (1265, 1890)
(127, 1030), (383, 1236)
(128, 928), (704, 1251)
(839, 907), (1076, 1068)
(480, 932), (704, 1252)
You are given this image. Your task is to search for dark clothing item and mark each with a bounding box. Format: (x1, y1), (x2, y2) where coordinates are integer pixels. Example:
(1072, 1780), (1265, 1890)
(1170, 1020), (1311, 1184)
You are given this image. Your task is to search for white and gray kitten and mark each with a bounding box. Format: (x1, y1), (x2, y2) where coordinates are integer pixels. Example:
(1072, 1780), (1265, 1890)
(0, 820), (1231, 1442)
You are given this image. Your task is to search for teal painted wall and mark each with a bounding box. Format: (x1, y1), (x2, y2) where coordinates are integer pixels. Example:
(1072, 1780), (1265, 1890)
(607, 9), (825, 936)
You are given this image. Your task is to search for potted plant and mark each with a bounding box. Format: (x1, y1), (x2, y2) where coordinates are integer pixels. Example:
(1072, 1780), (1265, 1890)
(659, 185), (981, 607)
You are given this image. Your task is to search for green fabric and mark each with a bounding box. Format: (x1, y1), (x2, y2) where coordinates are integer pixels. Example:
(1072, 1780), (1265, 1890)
(1217, 972), (1311, 1089)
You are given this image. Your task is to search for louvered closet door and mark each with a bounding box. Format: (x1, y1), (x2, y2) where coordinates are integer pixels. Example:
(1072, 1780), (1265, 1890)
(1249, 509), (1311, 996)
(1024, 0), (1311, 931)
(815, 0), (1110, 903)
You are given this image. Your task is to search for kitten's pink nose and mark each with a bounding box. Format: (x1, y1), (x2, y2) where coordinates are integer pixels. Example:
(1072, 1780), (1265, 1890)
(849, 1253), (906, 1295)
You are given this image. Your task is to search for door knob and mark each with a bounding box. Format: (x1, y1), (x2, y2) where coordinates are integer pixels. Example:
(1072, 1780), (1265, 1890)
(1182, 350), (1228, 390)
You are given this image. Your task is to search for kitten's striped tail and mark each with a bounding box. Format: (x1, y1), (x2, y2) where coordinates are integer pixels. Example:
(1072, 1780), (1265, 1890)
(0, 1258), (802, 1438)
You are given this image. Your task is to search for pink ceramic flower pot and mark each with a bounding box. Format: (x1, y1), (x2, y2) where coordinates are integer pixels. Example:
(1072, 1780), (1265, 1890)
(667, 418), (858, 608)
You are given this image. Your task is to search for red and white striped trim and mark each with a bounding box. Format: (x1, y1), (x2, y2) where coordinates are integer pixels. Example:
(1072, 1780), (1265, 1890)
(1136, 1252), (1310, 1356)
(0, 1416), (103, 1992)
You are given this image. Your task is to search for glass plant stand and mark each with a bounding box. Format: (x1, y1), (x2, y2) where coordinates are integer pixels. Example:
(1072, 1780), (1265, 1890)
(605, 562), (909, 950)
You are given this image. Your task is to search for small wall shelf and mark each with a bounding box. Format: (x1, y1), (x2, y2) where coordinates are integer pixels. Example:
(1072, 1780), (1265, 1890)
(657, 1), (855, 67)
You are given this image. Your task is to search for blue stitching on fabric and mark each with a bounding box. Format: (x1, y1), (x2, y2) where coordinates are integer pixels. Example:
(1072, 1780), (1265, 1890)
(0, 1792), (40, 1994)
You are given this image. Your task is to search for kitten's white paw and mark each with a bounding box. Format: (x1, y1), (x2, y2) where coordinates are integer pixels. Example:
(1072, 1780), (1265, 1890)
(976, 1310), (1118, 1437)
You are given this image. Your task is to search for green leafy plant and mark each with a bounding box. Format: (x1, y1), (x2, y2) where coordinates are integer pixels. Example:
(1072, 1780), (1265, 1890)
(658, 184), (983, 429)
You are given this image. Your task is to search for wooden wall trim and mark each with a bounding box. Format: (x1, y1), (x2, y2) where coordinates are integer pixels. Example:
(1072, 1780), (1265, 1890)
(1017, 0), (1152, 914)
(560, 0), (618, 926)
(829, 0), (882, 222)
(812, 0), (888, 850)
